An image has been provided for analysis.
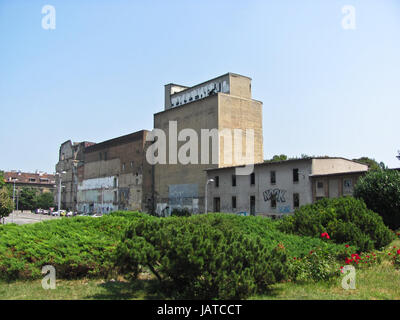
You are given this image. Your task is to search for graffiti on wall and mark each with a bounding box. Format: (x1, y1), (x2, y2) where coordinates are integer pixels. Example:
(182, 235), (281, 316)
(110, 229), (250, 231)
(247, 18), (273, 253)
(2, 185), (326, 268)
(170, 80), (229, 108)
(262, 189), (287, 203)
(278, 205), (291, 213)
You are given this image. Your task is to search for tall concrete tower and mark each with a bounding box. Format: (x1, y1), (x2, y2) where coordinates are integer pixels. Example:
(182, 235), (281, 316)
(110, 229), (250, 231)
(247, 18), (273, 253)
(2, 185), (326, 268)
(152, 72), (263, 214)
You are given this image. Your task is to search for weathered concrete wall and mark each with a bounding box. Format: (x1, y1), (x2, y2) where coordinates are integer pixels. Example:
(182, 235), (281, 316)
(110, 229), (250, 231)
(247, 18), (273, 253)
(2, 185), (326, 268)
(207, 159), (313, 217)
(218, 94), (263, 167)
(312, 158), (368, 175)
(79, 130), (152, 213)
(311, 172), (366, 202)
(154, 94), (220, 214)
(228, 73), (251, 100)
(154, 74), (264, 215)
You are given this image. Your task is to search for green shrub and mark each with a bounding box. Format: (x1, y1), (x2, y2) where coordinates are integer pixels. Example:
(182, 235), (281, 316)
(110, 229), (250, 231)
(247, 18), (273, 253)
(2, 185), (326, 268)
(288, 247), (340, 282)
(171, 208), (191, 217)
(0, 214), (145, 281)
(115, 217), (289, 299)
(354, 169), (400, 230)
(278, 197), (394, 252)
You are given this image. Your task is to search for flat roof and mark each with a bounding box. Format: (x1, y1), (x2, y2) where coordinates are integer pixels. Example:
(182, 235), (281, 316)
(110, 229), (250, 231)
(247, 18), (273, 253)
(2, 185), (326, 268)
(84, 130), (150, 153)
(204, 157), (365, 172)
(168, 72), (252, 98)
(309, 170), (368, 178)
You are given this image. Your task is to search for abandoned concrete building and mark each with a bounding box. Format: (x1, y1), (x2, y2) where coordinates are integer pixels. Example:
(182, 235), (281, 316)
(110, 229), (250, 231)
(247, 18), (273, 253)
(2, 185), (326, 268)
(77, 130), (152, 214)
(55, 131), (152, 213)
(205, 157), (368, 217)
(55, 140), (95, 211)
(55, 72), (371, 216)
(153, 73), (264, 215)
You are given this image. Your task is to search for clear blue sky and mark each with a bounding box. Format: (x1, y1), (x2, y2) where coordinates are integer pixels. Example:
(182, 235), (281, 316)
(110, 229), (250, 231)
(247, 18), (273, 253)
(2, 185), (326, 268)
(1, 0), (399, 173)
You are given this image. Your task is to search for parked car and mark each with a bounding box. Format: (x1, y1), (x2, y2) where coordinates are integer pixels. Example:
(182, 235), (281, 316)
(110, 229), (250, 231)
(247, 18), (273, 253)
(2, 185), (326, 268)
(66, 211), (74, 217)
(60, 210), (67, 217)
(43, 210), (49, 215)
(35, 209), (43, 214)
(52, 211), (60, 216)
(92, 213), (103, 218)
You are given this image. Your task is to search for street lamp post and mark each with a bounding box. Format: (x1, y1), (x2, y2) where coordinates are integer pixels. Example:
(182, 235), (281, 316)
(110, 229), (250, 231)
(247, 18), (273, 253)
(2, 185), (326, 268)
(205, 179), (214, 214)
(56, 171), (66, 212)
(12, 179), (18, 210)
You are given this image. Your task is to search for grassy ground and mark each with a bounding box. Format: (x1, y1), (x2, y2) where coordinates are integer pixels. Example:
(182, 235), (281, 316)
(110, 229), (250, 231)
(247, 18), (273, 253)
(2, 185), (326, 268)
(1, 241), (399, 300)
(1, 265), (399, 300)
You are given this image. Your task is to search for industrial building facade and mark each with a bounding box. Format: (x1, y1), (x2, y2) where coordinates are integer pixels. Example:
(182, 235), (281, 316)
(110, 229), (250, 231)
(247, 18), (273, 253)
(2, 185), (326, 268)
(153, 73), (264, 215)
(55, 72), (370, 216)
(55, 131), (152, 213)
(205, 157), (368, 217)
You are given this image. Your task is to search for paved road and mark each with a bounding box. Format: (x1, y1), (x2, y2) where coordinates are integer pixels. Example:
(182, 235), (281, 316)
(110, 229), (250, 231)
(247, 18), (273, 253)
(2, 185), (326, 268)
(3, 212), (60, 225)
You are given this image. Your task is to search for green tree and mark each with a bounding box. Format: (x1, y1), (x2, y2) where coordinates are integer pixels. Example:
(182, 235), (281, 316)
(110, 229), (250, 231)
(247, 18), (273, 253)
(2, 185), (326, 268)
(354, 169), (400, 230)
(265, 154), (288, 163)
(353, 157), (383, 171)
(0, 187), (14, 221)
(0, 171), (5, 187)
(35, 192), (54, 209)
(18, 187), (38, 211)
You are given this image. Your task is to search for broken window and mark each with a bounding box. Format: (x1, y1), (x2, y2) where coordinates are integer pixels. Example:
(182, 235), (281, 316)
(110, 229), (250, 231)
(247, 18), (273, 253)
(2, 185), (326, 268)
(250, 172), (255, 185)
(293, 193), (300, 208)
(293, 168), (299, 183)
(270, 171), (276, 184)
(271, 194), (277, 208)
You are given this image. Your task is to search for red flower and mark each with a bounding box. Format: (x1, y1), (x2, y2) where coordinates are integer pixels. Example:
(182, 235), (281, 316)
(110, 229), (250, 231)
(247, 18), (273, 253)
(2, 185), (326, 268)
(397, 249), (400, 255)
(293, 257), (297, 260)
(320, 232), (330, 239)
(345, 244), (350, 248)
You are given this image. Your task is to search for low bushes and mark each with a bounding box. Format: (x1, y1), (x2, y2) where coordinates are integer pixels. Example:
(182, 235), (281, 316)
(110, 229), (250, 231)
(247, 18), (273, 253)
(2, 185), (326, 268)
(114, 213), (347, 298)
(115, 217), (289, 299)
(278, 197), (394, 252)
(0, 213), (147, 281)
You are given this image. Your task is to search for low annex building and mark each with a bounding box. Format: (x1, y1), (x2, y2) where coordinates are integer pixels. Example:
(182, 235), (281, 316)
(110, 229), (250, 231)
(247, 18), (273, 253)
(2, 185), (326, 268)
(205, 157), (368, 217)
